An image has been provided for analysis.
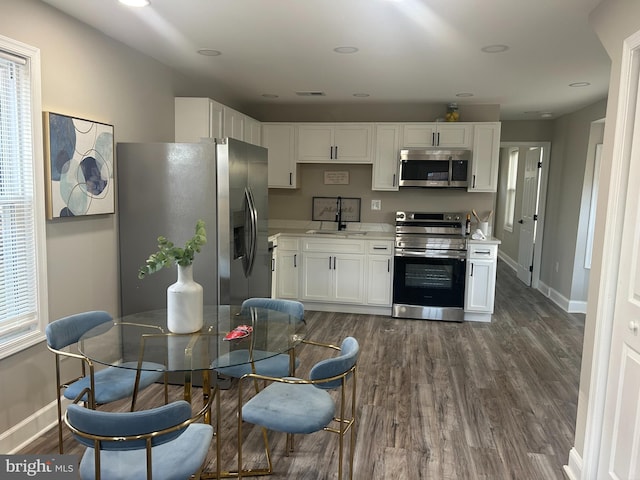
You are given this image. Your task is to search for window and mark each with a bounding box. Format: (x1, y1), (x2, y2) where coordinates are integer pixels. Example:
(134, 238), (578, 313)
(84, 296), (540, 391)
(0, 35), (48, 359)
(503, 147), (519, 232)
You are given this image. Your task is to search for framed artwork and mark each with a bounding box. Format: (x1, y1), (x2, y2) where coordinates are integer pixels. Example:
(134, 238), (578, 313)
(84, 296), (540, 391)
(312, 197), (361, 222)
(43, 112), (114, 219)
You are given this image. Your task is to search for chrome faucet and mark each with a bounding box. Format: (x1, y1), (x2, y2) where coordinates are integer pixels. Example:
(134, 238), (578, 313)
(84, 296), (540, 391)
(336, 196), (346, 231)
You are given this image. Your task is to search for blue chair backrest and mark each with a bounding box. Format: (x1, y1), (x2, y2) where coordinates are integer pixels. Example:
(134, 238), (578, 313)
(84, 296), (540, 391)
(309, 337), (359, 390)
(241, 298), (304, 320)
(45, 311), (113, 350)
(67, 400), (192, 450)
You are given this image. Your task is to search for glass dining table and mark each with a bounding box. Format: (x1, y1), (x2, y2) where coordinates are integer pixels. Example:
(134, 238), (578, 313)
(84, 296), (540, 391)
(77, 304), (307, 478)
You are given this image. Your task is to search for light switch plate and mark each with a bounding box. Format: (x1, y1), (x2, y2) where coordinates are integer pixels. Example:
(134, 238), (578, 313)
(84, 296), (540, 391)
(371, 199), (381, 210)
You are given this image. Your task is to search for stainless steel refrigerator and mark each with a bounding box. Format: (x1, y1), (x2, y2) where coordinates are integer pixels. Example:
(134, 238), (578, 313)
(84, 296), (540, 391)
(116, 138), (270, 316)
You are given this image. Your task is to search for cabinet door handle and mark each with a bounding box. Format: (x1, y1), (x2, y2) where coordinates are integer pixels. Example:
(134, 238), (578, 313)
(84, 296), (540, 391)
(373, 246), (387, 250)
(294, 254), (297, 268)
(392, 173), (396, 187)
(431, 132), (436, 146)
(289, 172), (293, 186)
(469, 263), (474, 276)
(334, 145), (338, 159)
(328, 256), (332, 270)
(333, 256), (337, 269)
(271, 258), (275, 272)
(472, 174), (476, 188)
(437, 132), (440, 145)
(387, 259), (390, 272)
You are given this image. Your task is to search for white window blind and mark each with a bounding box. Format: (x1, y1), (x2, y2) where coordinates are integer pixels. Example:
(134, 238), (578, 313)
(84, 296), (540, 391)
(0, 36), (47, 358)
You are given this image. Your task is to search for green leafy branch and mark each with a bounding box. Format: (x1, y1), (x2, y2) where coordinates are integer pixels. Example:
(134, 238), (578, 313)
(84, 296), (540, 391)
(138, 219), (207, 279)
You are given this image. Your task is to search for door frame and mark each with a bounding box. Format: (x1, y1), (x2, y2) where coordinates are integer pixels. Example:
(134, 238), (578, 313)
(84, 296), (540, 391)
(579, 28), (640, 479)
(498, 141), (551, 289)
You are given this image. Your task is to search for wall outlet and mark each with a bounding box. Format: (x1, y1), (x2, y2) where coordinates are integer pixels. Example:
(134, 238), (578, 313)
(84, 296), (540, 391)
(371, 199), (381, 210)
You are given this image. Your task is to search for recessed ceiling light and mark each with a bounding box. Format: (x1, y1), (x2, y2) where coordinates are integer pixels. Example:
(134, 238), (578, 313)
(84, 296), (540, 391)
(333, 46), (359, 54)
(569, 82), (591, 87)
(261, 93), (279, 99)
(455, 92), (474, 97)
(524, 111), (540, 115)
(540, 112), (554, 118)
(197, 49), (222, 57)
(481, 44), (509, 53)
(353, 93), (370, 98)
(118, 0), (150, 6)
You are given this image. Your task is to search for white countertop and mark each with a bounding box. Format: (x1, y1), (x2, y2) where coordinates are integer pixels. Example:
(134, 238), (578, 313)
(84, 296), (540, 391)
(269, 220), (395, 241)
(468, 236), (502, 245)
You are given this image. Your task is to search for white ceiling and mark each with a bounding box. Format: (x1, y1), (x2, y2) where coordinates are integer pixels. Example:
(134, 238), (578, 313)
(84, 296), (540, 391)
(41, 0), (611, 120)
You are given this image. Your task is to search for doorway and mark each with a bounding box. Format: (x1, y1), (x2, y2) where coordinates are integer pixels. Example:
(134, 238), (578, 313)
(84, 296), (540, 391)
(495, 142), (550, 289)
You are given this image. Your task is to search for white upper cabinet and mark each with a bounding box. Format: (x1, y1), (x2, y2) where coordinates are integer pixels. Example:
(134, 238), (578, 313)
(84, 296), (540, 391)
(468, 122), (501, 192)
(263, 123), (297, 189)
(243, 115), (262, 146)
(372, 123), (401, 191)
(223, 106), (245, 141)
(175, 97), (261, 146)
(175, 97), (224, 142)
(402, 122), (472, 148)
(297, 124), (373, 163)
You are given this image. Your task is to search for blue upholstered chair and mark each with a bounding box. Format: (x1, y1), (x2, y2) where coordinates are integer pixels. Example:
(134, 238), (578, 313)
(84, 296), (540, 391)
(212, 298), (304, 379)
(65, 400), (213, 480)
(45, 311), (166, 453)
(237, 337), (359, 480)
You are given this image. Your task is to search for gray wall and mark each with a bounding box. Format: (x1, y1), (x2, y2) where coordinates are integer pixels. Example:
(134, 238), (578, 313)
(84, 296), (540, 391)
(541, 100), (607, 302)
(0, 0), (177, 441)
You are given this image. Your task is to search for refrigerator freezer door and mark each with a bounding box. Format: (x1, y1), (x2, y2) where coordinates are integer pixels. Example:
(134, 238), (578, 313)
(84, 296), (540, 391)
(117, 142), (219, 315)
(217, 138), (270, 306)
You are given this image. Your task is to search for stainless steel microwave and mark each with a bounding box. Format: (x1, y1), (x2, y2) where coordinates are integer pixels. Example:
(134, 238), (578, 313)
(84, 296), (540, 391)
(398, 149), (470, 188)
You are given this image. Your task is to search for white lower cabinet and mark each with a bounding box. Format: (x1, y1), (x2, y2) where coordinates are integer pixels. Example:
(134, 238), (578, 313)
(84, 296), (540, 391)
(301, 238), (366, 304)
(274, 237), (300, 299)
(365, 241), (393, 306)
(273, 235), (394, 311)
(464, 243), (498, 314)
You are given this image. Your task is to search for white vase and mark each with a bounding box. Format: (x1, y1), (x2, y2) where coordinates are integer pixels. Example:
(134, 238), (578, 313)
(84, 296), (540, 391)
(167, 264), (203, 334)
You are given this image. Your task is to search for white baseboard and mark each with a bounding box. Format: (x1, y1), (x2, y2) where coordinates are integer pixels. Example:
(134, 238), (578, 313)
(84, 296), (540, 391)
(563, 447), (583, 480)
(497, 251), (518, 272)
(1, 397), (68, 454)
(303, 302), (392, 316)
(538, 281), (587, 314)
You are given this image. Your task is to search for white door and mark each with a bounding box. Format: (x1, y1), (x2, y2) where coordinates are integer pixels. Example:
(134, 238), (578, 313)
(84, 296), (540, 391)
(516, 147), (542, 285)
(597, 34), (640, 480)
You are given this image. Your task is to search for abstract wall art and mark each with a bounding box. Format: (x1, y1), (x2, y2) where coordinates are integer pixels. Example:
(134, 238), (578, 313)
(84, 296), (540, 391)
(44, 112), (114, 219)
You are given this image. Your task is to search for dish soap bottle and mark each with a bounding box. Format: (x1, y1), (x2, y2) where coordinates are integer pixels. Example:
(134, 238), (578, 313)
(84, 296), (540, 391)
(465, 214), (471, 236)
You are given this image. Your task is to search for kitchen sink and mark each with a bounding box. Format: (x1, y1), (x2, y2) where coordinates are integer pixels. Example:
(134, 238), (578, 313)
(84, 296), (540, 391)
(305, 230), (367, 236)
(306, 230), (344, 235)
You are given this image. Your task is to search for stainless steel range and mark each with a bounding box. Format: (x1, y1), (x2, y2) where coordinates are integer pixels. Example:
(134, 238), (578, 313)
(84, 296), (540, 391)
(392, 211), (467, 321)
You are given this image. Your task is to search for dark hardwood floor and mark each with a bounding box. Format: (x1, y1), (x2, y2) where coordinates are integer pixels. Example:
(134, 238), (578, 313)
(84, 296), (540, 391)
(21, 261), (584, 479)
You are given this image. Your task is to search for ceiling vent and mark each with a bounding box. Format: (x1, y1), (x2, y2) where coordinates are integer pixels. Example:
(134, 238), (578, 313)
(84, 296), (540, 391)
(295, 91), (326, 97)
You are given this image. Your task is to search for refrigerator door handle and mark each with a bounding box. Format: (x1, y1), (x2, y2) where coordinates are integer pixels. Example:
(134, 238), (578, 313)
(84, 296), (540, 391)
(244, 187), (258, 276)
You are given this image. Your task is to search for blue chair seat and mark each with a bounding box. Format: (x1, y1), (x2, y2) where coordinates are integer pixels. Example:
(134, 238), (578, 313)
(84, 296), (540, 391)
(64, 361), (165, 404)
(78, 423), (212, 480)
(67, 400), (213, 480)
(242, 378), (335, 434)
(213, 350), (299, 378)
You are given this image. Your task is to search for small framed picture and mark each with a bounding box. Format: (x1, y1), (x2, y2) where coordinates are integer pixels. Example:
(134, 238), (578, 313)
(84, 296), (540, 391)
(43, 112), (114, 219)
(312, 197), (361, 222)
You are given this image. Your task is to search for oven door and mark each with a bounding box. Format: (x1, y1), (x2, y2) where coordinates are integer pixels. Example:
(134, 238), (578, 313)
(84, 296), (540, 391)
(392, 253), (466, 321)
